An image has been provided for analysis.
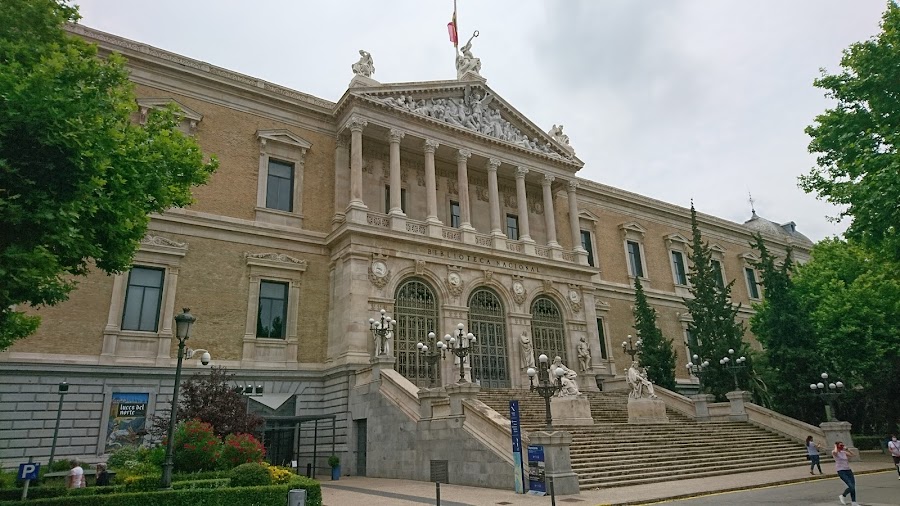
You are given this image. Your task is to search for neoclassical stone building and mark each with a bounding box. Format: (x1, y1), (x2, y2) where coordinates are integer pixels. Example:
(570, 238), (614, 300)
(0, 25), (813, 480)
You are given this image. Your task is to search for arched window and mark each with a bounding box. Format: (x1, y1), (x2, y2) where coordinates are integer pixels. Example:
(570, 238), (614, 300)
(468, 288), (510, 388)
(530, 297), (566, 364)
(394, 278), (439, 387)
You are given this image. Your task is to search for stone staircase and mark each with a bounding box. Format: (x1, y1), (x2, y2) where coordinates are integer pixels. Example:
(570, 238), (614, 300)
(477, 389), (820, 490)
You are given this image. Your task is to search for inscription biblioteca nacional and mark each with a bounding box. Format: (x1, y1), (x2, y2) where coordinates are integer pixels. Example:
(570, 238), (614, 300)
(426, 248), (540, 273)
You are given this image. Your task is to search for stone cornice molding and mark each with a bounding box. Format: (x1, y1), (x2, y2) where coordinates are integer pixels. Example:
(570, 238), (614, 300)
(139, 234), (188, 257)
(245, 252), (309, 272)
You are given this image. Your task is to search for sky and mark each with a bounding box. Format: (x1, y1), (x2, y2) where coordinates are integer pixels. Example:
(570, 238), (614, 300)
(74, 0), (888, 242)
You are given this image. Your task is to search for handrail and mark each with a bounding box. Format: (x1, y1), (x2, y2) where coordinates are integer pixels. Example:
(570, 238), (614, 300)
(745, 402), (825, 443)
(461, 398), (516, 466)
(378, 369), (421, 422)
(651, 385), (697, 418)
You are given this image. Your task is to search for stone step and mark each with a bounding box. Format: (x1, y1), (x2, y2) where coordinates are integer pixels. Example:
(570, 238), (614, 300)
(577, 459), (809, 489)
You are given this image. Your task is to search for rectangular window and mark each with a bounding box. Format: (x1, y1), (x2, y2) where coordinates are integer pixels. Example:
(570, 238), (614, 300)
(265, 159), (294, 212)
(450, 201), (461, 228)
(745, 267), (760, 299)
(581, 230), (595, 267)
(711, 260), (725, 289)
(121, 267), (164, 332)
(686, 328), (699, 359)
(384, 185), (407, 214)
(671, 251), (687, 285)
(257, 280), (288, 339)
(596, 318), (608, 359)
(627, 240), (644, 278)
(506, 214), (519, 240)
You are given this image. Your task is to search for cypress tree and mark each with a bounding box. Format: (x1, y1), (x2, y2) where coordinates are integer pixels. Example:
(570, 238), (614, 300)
(633, 277), (677, 390)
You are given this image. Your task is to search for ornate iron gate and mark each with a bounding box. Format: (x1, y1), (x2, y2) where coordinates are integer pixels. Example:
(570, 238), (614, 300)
(468, 288), (510, 388)
(531, 297), (567, 364)
(394, 278), (439, 387)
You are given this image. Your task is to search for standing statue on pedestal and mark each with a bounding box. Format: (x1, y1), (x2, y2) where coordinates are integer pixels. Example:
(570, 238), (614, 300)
(372, 322), (392, 357)
(552, 356), (580, 397)
(456, 31), (482, 79)
(626, 361), (657, 399)
(519, 331), (536, 370)
(576, 336), (591, 372)
(351, 50), (375, 77)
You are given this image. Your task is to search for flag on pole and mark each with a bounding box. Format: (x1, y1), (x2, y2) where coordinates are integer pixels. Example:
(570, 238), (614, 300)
(447, 2), (458, 47)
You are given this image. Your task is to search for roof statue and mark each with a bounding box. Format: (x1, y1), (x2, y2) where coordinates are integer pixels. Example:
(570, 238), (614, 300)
(549, 124), (575, 154)
(351, 50), (375, 78)
(456, 31), (482, 80)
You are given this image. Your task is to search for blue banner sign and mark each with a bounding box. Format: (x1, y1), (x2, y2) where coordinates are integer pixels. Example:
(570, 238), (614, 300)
(509, 400), (524, 493)
(527, 444), (546, 493)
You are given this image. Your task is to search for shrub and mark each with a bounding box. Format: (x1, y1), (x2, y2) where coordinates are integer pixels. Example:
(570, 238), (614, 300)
(221, 433), (266, 468)
(122, 473), (162, 492)
(327, 455), (340, 468)
(106, 446), (140, 470)
(228, 462), (271, 487)
(47, 459), (76, 473)
(172, 419), (221, 473)
(266, 464), (294, 485)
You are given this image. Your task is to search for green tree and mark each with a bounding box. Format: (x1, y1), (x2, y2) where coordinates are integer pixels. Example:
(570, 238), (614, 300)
(683, 204), (750, 399)
(0, 0), (218, 349)
(801, 2), (900, 261)
(749, 233), (822, 421)
(792, 238), (900, 433)
(632, 277), (676, 390)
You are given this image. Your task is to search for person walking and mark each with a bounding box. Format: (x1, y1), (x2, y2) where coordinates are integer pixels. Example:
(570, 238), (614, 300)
(888, 434), (900, 480)
(66, 460), (85, 489)
(806, 435), (824, 475)
(95, 463), (110, 486)
(832, 441), (858, 506)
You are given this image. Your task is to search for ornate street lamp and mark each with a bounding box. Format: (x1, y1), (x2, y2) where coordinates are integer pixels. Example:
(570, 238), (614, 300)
(685, 354), (710, 393)
(442, 323), (476, 383)
(810, 372), (845, 422)
(368, 309), (394, 357)
(416, 332), (445, 388)
(527, 354), (565, 431)
(161, 308), (212, 489)
(48, 381), (69, 466)
(720, 348), (747, 391)
(621, 334), (642, 362)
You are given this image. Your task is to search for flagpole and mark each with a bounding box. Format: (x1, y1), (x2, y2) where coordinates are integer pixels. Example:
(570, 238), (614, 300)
(454, 0), (459, 51)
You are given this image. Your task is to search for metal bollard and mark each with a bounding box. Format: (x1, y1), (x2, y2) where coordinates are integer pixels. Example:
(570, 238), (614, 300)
(549, 475), (556, 506)
(287, 488), (307, 506)
(306, 463), (312, 478)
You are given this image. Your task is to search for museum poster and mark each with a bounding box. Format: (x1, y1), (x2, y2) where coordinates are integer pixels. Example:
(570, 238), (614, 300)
(105, 392), (149, 452)
(526, 444), (546, 493)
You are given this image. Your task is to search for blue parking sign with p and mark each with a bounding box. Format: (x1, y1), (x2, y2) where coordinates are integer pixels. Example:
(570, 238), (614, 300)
(18, 463), (39, 480)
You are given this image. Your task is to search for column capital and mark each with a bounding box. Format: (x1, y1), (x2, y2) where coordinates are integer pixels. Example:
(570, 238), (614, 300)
(567, 180), (579, 192)
(515, 166), (530, 178)
(543, 174), (556, 185)
(348, 115), (368, 132)
(423, 139), (440, 153)
(487, 157), (501, 171)
(457, 149), (472, 162)
(389, 128), (406, 143)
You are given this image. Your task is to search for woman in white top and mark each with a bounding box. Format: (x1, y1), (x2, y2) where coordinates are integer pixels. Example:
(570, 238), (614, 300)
(832, 441), (857, 506)
(888, 434), (900, 480)
(67, 461), (85, 489)
(805, 435), (823, 475)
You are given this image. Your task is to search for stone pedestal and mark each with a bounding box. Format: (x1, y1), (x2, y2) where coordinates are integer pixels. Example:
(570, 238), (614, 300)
(726, 390), (751, 422)
(690, 394), (715, 422)
(369, 355), (395, 381)
(820, 421), (859, 462)
(627, 397), (669, 424)
(528, 431), (579, 495)
(550, 395), (594, 426)
(417, 387), (447, 420)
(349, 74), (380, 88)
(575, 374), (599, 393)
(445, 381), (480, 416)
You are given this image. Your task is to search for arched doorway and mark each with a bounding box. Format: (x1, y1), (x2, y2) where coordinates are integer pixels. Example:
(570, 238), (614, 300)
(394, 278), (439, 387)
(530, 296), (567, 364)
(468, 288), (510, 388)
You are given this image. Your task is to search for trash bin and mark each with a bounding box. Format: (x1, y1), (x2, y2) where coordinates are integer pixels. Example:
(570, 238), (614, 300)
(287, 488), (307, 506)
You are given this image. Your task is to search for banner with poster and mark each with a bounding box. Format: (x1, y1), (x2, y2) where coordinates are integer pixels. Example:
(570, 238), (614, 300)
(526, 444), (546, 494)
(105, 392), (149, 452)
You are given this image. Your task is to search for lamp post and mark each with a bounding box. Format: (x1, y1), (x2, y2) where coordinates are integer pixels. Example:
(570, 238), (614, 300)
(416, 332), (445, 388)
(160, 308), (200, 489)
(47, 381), (69, 466)
(719, 348), (747, 391)
(527, 354), (565, 431)
(442, 323), (477, 383)
(809, 372), (845, 422)
(368, 309), (394, 356)
(685, 355), (710, 393)
(621, 334), (642, 362)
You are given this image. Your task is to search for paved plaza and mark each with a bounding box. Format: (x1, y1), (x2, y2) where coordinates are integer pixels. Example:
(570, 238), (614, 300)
(318, 452), (896, 506)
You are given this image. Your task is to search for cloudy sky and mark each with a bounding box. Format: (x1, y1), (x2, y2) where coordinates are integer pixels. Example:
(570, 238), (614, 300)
(75, 0), (888, 242)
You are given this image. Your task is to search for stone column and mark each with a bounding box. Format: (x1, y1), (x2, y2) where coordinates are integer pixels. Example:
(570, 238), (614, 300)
(332, 135), (349, 229)
(726, 390), (751, 422)
(567, 181), (588, 265)
(515, 167), (534, 254)
(456, 149), (474, 231)
(487, 158), (504, 246)
(527, 431), (579, 495)
(388, 128), (405, 216)
(347, 116), (367, 222)
(424, 139), (440, 227)
(542, 174), (560, 248)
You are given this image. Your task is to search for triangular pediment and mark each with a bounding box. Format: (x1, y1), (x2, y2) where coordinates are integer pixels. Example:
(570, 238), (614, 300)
(137, 98), (203, 122)
(351, 81), (582, 166)
(256, 129), (312, 150)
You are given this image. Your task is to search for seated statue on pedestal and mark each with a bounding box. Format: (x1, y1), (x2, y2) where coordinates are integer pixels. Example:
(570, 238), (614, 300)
(552, 356), (580, 397)
(626, 361), (657, 399)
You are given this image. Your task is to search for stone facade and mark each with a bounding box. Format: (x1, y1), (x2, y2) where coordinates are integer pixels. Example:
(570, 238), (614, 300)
(0, 25), (812, 474)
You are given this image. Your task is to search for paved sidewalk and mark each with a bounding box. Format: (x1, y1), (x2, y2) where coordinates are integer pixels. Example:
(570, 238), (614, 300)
(319, 451), (896, 506)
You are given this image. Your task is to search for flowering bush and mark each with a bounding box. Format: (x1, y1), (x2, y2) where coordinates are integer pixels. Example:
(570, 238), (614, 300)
(172, 419), (221, 472)
(265, 463), (294, 484)
(221, 432), (266, 467)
